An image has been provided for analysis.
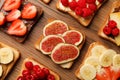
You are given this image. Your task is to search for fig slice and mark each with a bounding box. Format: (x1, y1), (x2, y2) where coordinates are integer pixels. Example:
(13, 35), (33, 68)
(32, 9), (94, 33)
(43, 20), (69, 36)
(51, 43), (79, 64)
(40, 35), (65, 55)
(62, 30), (83, 46)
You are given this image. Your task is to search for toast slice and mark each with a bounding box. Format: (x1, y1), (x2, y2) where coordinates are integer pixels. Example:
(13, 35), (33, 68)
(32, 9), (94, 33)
(56, 0), (108, 27)
(35, 20), (85, 69)
(0, 42), (20, 80)
(17, 58), (60, 80)
(0, 0), (43, 43)
(41, 0), (51, 4)
(98, 1), (120, 46)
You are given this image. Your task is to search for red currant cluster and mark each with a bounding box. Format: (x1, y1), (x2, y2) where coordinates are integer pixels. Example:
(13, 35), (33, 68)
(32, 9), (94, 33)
(103, 20), (119, 37)
(17, 61), (55, 80)
(61, 0), (104, 17)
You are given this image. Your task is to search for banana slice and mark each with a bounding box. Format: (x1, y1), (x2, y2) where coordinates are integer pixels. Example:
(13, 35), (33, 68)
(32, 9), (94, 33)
(91, 45), (106, 57)
(80, 64), (96, 80)
(99, 49), (116, 67)
(0, 65), (3, 77)
(85, 56), (101, 72)
(0, 48), (14, 64)
(113, 54), (120, 68)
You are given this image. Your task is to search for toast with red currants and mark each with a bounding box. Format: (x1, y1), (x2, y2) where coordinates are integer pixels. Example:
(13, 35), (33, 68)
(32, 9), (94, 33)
(0, 42), (20, 80)
(35, 20), (85, 69)
(56, 0), (108, 26)
(75, 42), (120, 80)
(17, 58), (60, 80)
(41, 0), (51, 4)
(98, 0), (120, 46)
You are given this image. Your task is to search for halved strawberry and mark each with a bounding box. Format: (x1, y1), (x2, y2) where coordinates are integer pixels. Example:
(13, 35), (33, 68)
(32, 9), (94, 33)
(7, 19), (27, 36)
(96, 67), (111, 80)
(0, 12), (5, 26)
(6, 9), (21, 22)
(111, 67), (120, 80)
(3, 0), (21, 11)
(21, 3), (37, 19)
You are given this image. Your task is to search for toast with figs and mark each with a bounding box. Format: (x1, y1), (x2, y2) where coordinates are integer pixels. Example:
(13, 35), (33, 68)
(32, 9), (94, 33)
(98, 1), (120, 46)
(0, 42), (20, 80)
(0, 0), (43, 43)
(56, 0), (108, 26)
(16, 58), (60, 80)
(35, 20), (85, 69)
(75, 42), (120, 80)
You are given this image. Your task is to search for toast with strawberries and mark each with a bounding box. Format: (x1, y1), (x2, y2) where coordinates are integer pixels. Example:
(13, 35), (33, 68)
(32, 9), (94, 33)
(98, 0), (120, 46)
(35, 20), (85, 69)
(75, 42), (120, 80)
(56, 0), (108, 26)
(0, 42), (20, 80)
(16, 58), (60, 80)
(0, 0), (43, 43)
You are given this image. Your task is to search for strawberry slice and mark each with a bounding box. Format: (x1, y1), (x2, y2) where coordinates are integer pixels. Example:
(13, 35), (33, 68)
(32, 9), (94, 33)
(21, 3), (37, 19)
(111, 67), (120, 80)
(96, 67), (111, 80)
(3, 0), (21, 11)
(7, 19), (27, 36)
(6, 9), (21, 22)
(0, 12), (5, 26)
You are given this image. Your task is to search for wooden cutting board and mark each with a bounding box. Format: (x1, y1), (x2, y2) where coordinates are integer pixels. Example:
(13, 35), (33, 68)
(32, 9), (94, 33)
(0, 0), (119, 80)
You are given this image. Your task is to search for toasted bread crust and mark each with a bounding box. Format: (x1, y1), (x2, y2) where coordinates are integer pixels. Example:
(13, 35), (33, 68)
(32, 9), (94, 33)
(56, 0), (108, 27)
(35, 20), (85, 69)
(98, 0), (120, 46)
(75, 42), (107, 79)
(0, 42), (20, 80)
(17, 58), (60, 80)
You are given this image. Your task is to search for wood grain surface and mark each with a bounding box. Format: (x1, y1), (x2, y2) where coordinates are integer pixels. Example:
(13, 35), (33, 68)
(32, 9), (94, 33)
(0, 0), (119, 80)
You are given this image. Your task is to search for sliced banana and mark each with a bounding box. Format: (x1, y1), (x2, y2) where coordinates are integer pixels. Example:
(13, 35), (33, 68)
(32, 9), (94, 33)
(80, 64), (96, 80)
(0, 65), (3, 77)
(99, 49), (116, 67)
(0, 48), (14, 64)
(113, 54), (120, 68)
(91, 45), (106, 57)
(85, 56), (101, 72)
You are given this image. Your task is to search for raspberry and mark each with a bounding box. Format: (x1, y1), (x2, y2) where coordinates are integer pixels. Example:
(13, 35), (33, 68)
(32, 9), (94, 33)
(75, 7), (83, 16)
(103, 26), (112, 35)
(98, 0), (104, 3)
(61, 0), (69, 7)
(82, 8), (93, 17)
(88, 3), (97, 12)
(25, 75), (32, 80)
(112, 28), (119, 36)
(33, 65), (41, 72)
(77, 0), (86, 8)
(86, 0), (96, 4)
(22, 70), (30, 77)
(36, 69), (46, 79)
(25, 61), (33, 70)
(17, 76), (25, 80)
(69, 1), (78, 11)
(42, 68), (50, 77)
(108, 20), (117, 29)
(47, 74), (55, 80)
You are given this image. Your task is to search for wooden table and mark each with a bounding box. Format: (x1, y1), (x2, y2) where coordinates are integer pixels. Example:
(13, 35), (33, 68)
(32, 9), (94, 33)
(0, 0), (119, 80)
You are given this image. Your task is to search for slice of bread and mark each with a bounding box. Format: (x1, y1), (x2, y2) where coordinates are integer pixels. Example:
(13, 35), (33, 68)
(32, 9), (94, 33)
(98, 1), (120, 46)
(17, 57), (60, 80)
(35, 21), (85, 69)
(41, 0), (51, 4)
(0, 42), (20, 80)
(75, 42), (107, 79)
(56, 0), (108, 27)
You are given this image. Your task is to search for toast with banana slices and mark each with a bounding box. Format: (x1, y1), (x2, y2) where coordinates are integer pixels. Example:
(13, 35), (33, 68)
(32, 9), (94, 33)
(0, 42), (20, 80)
(41, 0), (51, 4)
(98, 1), (120, 46)
(75, 42), (120, 80)
(16, 58), (60, 80)
(35, 20), (85, 69)
(56, 0), (108, 26)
